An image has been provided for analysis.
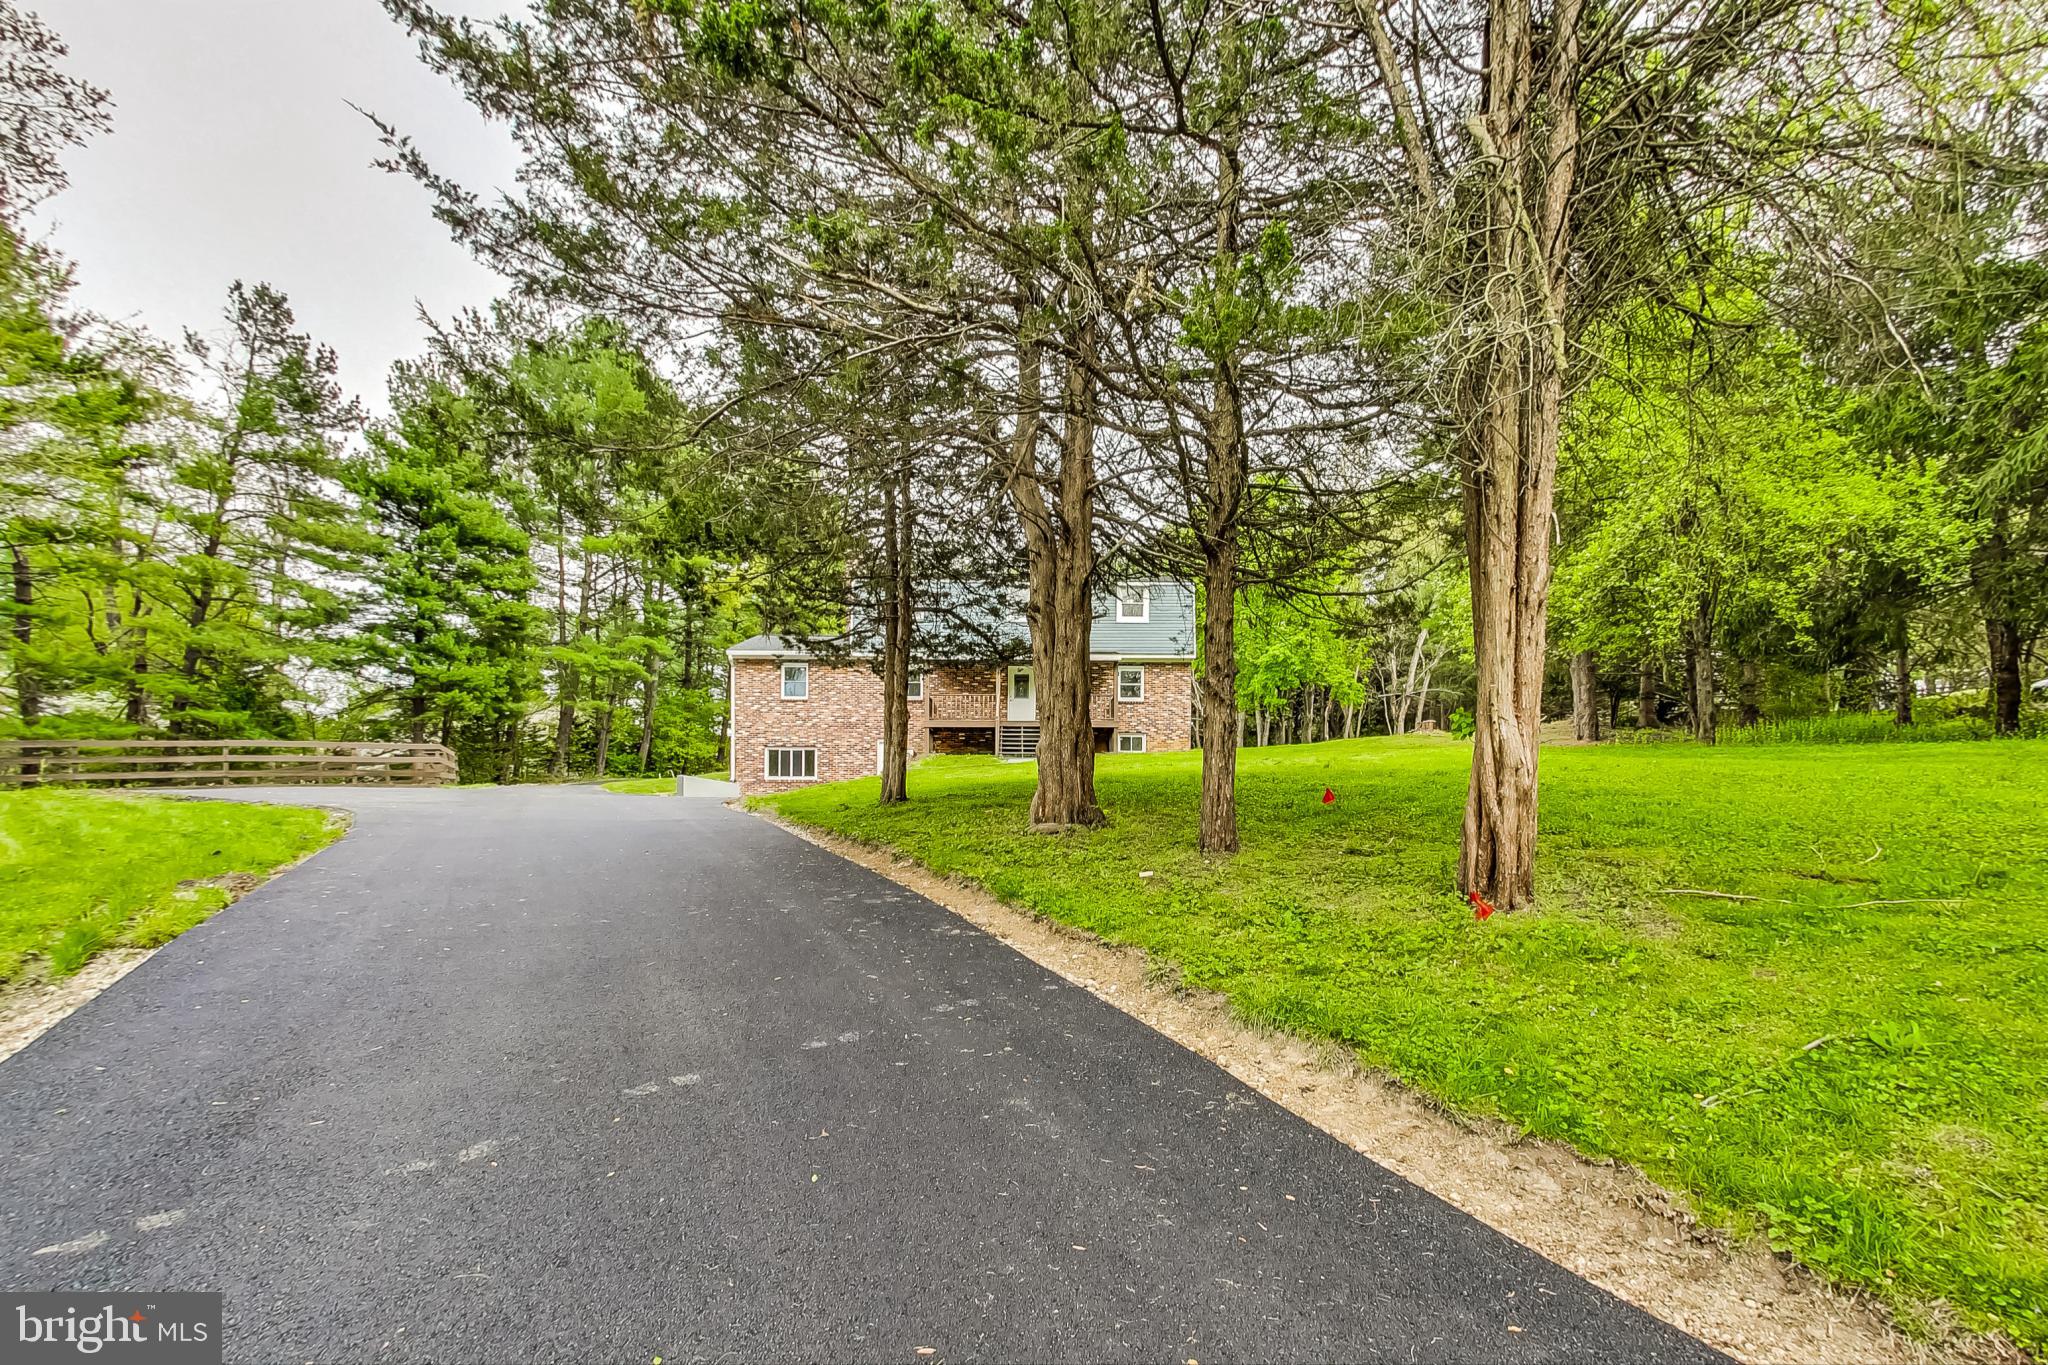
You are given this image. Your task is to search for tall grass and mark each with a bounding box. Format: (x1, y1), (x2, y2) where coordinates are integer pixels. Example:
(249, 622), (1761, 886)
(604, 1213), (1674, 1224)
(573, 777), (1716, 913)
(1719, 713), (1992, 745)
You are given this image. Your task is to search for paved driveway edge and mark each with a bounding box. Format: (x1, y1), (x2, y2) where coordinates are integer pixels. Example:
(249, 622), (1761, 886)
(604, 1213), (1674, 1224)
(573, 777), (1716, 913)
(753, 808), (1920, 1365)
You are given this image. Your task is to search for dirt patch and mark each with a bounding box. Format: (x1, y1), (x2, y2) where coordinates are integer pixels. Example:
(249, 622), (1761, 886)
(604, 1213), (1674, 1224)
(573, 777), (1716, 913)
(760, 811), (2022, 1365)
(0, 947), (158, 1064)
(175, 871), (264, 896)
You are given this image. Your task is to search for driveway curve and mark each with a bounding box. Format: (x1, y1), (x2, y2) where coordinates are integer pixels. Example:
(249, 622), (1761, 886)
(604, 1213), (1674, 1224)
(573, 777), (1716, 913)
(0, 785), (1722, 1363)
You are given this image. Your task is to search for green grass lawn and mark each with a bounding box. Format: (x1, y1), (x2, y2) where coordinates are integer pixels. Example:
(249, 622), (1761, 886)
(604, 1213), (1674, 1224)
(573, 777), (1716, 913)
(766, 737), (2048, 1350)
(603, 772), (729, 794)
(0, 790), (341, 983)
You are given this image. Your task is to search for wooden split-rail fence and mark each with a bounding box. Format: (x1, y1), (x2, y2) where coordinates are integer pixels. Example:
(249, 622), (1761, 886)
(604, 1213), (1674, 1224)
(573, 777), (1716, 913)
(0, 739), (458, 788)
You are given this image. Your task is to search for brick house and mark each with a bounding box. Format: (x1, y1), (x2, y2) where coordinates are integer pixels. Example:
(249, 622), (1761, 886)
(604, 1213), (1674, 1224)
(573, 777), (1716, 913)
(726, 581), (1196, 794)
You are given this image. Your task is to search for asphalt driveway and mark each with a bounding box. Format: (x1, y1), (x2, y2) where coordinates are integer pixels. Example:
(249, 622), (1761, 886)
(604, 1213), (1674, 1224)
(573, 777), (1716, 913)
(0, 785), (1723, 1362)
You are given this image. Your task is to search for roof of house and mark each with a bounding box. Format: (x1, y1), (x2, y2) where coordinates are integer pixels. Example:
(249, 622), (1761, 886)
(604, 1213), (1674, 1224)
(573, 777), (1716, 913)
(727, 579), (1196, 661)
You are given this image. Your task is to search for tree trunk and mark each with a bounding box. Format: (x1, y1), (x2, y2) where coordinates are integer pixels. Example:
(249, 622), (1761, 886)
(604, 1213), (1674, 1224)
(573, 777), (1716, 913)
(680, 593), (697, 690)
(9, 544), (39, 727)
(1459, 390), (1559, 912)
(1569, 650), (1599, 741)
(552, 543), (588, 777)
(878, 451), (914, 805)
(169, 456), (239, 734)
(1987, 616), (2022, 737)
(1400, 628), (1430, 734)
(125, 658), (148, 725)
(552, 693), (577, 775)
(407, 690), (428, 745)
(1891, 620), (1913, 727)
(1453, 0), (1577, 914)
(1973, 513), (2023, 736)
(1685, 602), (1716, 744)
(634, 584), (662, 774)
(1737, 657), (1762, 728)
(1192, 101), (1249, 853)
(1198, 554), (1240, 852)
(121, 580), (150, 726)
(636, 653), (661, 773)
(1637, 658), (1658, 729)
(1008, 309), (1105, 830)
(1392, 630), (1425, 736)
(593, 682), (620, 777)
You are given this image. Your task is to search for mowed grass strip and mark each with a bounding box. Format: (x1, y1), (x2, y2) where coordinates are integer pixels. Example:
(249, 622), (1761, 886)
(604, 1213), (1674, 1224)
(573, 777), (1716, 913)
(603, 772), (733, 794)
(766, 737), (2048, 1350)
(602, 776), (674, 794)
(0, 789), (341, 983)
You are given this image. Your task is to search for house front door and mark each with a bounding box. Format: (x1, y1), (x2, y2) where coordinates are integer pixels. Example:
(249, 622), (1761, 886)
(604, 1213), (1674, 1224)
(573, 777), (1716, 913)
(1006, 666), (1036, 723)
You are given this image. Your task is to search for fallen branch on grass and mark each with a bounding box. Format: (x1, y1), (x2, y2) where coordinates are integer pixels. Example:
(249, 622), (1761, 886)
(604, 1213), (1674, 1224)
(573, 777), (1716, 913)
(1699, 1037), (1835, 1109)
(1659, 888), (1793, 904)
(1835, 898), (1963, 909)
(1659, 889), (1959, 911)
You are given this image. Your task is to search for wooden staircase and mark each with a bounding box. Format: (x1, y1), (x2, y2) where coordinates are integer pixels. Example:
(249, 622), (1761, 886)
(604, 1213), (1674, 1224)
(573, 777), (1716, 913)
(997, 724), (1040, 759)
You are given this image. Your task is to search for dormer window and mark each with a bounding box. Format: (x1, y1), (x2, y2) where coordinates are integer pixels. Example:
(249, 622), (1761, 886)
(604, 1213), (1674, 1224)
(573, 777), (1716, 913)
(1116, 584), (1150, 622)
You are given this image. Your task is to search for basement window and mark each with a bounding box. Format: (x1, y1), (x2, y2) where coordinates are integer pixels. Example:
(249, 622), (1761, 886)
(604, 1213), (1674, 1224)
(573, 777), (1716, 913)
(780, 662), (809, 699)
(764, 747), (817, 781)
(1116, 733), (1147, 753)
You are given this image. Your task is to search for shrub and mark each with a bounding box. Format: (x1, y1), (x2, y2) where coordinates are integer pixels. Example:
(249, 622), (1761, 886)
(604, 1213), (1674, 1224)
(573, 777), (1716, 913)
(1916, 689), (1987, 723)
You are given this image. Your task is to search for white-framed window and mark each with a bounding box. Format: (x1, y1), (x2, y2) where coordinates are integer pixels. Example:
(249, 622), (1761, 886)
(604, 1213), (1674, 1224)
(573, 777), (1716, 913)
(1116, 733), (1147, 753)
(906, 670), (924, 701)
(1117, 665), (1145, 701)
(780, 661), (809, 700)
(764, 747), (817, 780)
(1116, 584), (1150, 622)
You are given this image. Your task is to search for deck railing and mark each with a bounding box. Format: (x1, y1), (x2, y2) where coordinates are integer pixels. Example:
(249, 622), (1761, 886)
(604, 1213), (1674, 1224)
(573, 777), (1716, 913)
(921, 694), (1118, 726)
(928, 693), (998, 723)
(0, 739), (459, 788)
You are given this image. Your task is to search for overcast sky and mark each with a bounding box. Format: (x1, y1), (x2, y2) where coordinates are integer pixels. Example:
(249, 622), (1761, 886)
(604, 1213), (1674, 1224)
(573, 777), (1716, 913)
(27, 0), (523, 412)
